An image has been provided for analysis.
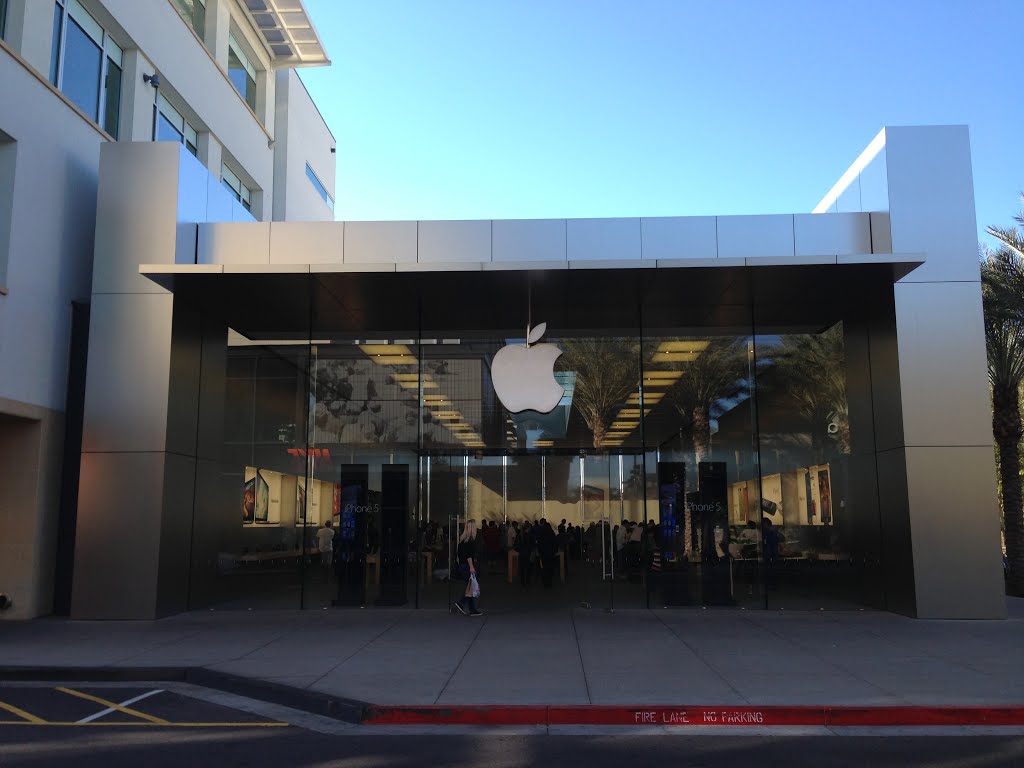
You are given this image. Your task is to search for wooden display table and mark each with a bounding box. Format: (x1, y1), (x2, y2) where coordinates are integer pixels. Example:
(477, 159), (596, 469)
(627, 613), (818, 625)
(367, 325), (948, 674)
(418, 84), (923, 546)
(506, 550), (565, 584)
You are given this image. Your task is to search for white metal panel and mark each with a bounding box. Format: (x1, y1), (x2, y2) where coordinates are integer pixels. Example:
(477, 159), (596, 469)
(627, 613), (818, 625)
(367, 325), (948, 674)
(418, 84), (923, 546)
(717, 215), (794, 260)
(418, 220), (491, 263)
(197, 222), (270, 265)
(567, 218), (640, 261)
(886, 126), (980, 283)
(794, 213), (871, 256)
(903, 446), (1006, 619)
(269, 221), (342, 265)
(344, 221), (417, 263)
(640, 216), (717, 260)
(894, 280), (993, 447)
(869, 213), (893, 253)
(492, 219), (566, 262)
(80, 293), (174, 453)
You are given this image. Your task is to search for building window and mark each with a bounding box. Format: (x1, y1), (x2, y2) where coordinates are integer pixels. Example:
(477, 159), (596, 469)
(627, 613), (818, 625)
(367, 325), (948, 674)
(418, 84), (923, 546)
(228, 35), (257, 111)
(222, 164), (251, 212)
(49, 0), (123, 139)
(305, 164), (334, 212)
(172, 0), (205, 40)
(0, 0), (8, 40)
(156, 94), (198, 156)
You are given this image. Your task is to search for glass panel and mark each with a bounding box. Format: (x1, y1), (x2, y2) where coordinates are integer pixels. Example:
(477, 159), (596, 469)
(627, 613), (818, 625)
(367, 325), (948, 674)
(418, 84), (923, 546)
(106, 39), (122, 68)
(174, 0), (205, 38)
(68, 0), (102, 46)
(62, 16), (102, 119)
(228, 41), (257, 110)
(102, 58), (121, 138)
(49, 2), (62, 86)
(157, 94), (184, 132)
(753, 323), (874, 609)
(189, 331), (311, 610)
(157, 114), (184, 144)
(0, 0), (9, 40)
(306, 163), (334, 209)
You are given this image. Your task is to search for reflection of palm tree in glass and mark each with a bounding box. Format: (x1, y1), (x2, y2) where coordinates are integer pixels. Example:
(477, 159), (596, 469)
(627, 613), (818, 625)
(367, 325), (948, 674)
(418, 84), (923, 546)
(560, 338), (639, 449)
(768, 325), (849, 462)
(664, 338), (749, 464)
(660, 338), (748, 554)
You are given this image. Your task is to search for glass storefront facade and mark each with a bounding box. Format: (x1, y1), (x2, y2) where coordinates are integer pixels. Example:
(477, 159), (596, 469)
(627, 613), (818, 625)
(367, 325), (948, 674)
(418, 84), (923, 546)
(180, 264), (895, 612)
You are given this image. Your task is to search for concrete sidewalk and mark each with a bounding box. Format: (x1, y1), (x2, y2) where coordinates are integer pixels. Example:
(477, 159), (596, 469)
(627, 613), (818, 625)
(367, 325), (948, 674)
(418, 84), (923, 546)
(1, 599), (1022, 710)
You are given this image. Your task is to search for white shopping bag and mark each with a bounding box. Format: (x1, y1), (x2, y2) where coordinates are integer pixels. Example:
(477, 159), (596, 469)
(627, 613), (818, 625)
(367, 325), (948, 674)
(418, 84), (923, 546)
(469, 573), (480, 598)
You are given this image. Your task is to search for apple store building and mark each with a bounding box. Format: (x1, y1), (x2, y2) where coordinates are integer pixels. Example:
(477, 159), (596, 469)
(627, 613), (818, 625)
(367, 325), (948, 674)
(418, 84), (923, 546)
(69, 128), (1007, 620)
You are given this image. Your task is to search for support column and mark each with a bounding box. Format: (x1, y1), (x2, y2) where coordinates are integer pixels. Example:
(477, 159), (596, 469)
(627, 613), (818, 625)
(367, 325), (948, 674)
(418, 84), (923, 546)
(885, 126), (1005, 618)
(72, 142), (197, 619)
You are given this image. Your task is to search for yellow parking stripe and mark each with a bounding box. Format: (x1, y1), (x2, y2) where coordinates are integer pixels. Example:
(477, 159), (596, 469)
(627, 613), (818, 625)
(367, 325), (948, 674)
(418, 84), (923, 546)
(0, 700), (46, 724)
(56, 687), (169, 725)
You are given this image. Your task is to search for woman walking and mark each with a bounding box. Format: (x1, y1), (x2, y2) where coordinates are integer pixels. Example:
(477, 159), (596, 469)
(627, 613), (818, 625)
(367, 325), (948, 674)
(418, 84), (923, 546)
(455, 520), (483, 617)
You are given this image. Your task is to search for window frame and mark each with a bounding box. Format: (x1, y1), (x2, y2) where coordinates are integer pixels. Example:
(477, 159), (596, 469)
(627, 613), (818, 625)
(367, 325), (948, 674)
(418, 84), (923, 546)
(221, 164), (252, 212)
(157, 94), (199, 157)
(50, 0), (123, 138)
(171, 0), (206, 41)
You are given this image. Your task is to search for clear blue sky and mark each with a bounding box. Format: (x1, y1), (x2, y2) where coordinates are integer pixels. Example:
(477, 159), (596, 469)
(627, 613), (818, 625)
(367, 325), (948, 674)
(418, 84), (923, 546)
(300, 0), (1023, 246)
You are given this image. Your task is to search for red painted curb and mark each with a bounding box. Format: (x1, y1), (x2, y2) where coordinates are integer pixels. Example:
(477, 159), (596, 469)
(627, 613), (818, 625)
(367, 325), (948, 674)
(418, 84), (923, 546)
(361, 704), (1024, 727)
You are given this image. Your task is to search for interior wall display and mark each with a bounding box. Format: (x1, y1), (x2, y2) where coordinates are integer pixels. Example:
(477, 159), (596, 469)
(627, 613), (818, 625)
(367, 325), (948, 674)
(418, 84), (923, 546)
(296, 477), (306, 525)
(818, 468), (832, 524)
(255, 470), (269, 522)
(242, 476), (255, 524)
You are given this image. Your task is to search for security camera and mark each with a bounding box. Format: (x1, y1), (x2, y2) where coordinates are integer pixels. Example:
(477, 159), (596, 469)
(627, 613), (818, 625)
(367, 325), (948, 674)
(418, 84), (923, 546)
(0, 593), (12, 611)
(143, 73), (161, 88)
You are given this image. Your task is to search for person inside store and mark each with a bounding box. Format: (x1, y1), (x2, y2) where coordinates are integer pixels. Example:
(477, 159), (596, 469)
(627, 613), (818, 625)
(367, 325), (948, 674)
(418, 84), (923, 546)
(516, 520), (536, 588)
(455, 519), (483, 616)
(536, 519), (558, 589)
(316, 519), (335, 581)
(483, 520), (501, 573)
(761, 517), (780, 589)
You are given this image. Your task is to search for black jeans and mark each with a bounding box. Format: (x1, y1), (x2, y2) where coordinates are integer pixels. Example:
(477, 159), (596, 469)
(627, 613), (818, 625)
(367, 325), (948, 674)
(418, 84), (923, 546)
(518, 554), (532, 586)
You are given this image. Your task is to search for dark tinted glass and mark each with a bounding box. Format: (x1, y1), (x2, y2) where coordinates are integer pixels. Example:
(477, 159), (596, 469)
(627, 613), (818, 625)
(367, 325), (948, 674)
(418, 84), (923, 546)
(102, 59), (121, 138)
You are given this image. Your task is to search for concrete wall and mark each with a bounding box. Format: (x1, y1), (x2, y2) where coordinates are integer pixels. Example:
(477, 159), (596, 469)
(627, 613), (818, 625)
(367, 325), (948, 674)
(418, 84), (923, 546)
(0, 39), (104, 620)
(818, 126), (1005, 618)
(0, 45), (102, 413)
(273, 70), (336, 222)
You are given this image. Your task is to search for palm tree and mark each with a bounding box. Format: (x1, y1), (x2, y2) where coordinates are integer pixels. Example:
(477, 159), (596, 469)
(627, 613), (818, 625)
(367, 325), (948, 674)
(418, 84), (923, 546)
(984, 201), (1024, 596)
(560, 338), (640, 449)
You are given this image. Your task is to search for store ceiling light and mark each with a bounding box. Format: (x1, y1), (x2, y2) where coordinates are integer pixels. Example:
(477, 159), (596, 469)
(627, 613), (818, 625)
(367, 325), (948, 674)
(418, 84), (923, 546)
(627, 392), (664, 404)
(359, 344), (412, 356)
(655, 341), (710, 354)
(432, 411), (462, 419)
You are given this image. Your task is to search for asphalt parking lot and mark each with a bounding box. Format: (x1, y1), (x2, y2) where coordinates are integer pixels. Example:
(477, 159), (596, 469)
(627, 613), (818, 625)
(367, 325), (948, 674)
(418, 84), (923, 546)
(0, 684), (288, 728)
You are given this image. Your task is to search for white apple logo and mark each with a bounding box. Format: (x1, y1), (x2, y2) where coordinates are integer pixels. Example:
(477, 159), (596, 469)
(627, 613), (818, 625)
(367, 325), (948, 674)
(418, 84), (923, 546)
(491, 322), (564, 414)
